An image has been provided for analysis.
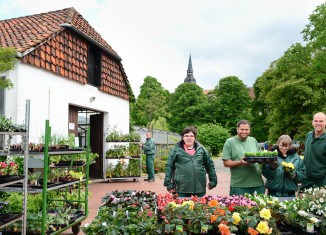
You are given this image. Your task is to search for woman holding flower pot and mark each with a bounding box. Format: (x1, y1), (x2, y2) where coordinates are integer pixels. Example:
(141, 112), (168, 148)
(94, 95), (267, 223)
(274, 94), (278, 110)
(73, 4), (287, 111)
(262, 135), (306, 197)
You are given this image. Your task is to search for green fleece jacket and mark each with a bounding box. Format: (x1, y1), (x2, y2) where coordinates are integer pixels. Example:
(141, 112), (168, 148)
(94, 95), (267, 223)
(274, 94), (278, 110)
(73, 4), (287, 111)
(262, 148), (306, 196)
(164, 140), (217, 195)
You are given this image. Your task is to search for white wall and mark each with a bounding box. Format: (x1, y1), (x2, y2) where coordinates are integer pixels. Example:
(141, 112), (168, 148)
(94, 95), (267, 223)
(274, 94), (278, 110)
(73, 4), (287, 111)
(5, 61), (130, 143)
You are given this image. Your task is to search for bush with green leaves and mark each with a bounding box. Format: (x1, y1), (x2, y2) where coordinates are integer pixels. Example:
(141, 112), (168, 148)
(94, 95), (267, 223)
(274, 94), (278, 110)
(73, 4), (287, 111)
(197, 123), (230, 156)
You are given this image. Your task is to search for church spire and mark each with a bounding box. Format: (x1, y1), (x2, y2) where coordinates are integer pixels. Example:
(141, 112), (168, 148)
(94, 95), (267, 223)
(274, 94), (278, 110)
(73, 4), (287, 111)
(184, 54), (196, 83)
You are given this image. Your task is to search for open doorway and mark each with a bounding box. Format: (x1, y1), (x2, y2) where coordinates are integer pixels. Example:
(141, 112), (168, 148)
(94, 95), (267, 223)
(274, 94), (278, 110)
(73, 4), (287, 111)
(69, 105), (104, 179)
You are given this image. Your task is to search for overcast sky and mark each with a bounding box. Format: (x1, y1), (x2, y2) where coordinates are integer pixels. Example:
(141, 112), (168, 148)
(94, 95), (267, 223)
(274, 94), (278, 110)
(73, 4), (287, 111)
(0, 0), (324, 96)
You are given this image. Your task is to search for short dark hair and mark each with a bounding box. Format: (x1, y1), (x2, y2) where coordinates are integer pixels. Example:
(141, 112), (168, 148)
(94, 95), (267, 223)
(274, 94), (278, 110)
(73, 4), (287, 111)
(181, 126), (197, 137)
(237, 120), (251, 128)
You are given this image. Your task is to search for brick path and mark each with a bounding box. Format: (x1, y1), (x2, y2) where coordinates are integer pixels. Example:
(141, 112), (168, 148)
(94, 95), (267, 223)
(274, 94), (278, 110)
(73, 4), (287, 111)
(62, 158), (230, 235)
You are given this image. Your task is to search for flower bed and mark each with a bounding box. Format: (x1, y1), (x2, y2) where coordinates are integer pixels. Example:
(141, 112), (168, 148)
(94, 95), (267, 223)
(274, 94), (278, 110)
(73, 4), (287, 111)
(82, 187), (326, 235)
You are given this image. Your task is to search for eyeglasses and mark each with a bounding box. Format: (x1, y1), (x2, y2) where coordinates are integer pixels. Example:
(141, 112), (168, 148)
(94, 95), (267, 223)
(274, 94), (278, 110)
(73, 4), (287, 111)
(184, 135), (195, 138)
(279, 145), (289, 149)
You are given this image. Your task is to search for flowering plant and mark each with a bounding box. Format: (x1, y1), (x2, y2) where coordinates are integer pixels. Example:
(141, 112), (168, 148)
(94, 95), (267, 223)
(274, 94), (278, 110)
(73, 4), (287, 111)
(281, 162), (295, 172)
(0, 161), (19, 176)
(280, 187), (326, 234)
(158, 194), (279, 234)
(82, 190), (161, 235)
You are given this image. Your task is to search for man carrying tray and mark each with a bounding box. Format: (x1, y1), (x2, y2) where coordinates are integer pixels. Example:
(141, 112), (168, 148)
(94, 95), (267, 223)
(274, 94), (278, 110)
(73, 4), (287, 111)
(222, 120), (265, 196)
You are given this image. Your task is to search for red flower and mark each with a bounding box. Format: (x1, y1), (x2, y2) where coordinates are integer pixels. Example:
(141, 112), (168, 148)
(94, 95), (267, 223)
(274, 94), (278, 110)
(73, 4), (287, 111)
(228, 205), (234, 212)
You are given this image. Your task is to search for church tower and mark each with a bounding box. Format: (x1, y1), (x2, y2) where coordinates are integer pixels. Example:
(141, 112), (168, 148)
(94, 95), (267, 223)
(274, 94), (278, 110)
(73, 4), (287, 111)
(184, 54), (196, 83)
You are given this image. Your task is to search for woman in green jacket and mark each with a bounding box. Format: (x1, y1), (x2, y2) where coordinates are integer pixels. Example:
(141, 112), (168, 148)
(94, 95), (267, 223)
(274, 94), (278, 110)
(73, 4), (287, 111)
(262, 135), (306, 197)
(164, 126), (217, 197)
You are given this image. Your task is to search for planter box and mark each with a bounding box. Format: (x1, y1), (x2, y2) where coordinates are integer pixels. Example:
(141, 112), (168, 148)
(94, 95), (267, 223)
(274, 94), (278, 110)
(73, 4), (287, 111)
(244, 156), (277, 164)
(0, 175), (24, 183)
(0, 213), (21, 226)
(55, 161), (85, 167)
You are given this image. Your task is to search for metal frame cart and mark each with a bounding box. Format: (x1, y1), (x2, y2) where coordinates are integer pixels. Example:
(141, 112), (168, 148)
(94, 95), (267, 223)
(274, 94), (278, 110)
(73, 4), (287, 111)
(105, 141), (142, 182)
(40, 120), (90, 235)
(0, 99), (30, 234)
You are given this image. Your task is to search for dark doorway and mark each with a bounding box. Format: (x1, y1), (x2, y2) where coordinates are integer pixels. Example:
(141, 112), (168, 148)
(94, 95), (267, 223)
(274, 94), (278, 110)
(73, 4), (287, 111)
(69, 105), (104, 179)
(89, 113), (104, 178)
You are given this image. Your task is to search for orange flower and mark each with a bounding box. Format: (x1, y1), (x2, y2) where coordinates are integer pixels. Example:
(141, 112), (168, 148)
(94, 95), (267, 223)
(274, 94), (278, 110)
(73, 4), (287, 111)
(218, 223), (230, 235)
(208, 199), (218, 207)
(210, 215), (217, 223)
(214, 208), (226, 216)
(248, 227), (259, 235)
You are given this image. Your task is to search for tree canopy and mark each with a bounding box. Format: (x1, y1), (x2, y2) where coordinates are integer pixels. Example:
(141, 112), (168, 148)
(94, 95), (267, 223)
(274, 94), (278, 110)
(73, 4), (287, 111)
(131, 76), (170, 129)
(212, 76), (253, 134)
(167, 83), (208, 134)
(254, 3), (326, 142)
(0, 47), (17, 89)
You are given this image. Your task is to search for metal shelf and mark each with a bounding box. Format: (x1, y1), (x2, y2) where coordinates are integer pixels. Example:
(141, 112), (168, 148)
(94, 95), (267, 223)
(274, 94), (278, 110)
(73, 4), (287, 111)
(0, 215), (23, 229)
(0, 179), (24, 188)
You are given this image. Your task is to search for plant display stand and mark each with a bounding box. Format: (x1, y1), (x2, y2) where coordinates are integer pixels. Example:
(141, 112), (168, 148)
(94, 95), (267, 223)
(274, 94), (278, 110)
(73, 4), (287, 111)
(40, 120), (90, 235)
(105, 142), (142, 182)
(0, 99), (30, 234)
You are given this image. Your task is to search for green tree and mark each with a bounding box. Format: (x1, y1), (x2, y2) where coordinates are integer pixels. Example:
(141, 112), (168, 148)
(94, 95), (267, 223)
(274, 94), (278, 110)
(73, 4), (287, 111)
(250, 82), (269, 142)
(254, 3), (326, 142)
(149, 116), (170, 131)
(168, 83), (208, 134)
(0, 47), (17, 89)
(213, 76), (253, 134)
(197, 123), (230, 156)
(131, 76), (170, 129)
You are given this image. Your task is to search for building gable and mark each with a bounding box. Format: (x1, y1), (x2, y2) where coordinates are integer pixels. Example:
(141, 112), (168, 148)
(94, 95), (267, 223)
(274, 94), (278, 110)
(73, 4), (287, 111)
(0, 7), (131, 100)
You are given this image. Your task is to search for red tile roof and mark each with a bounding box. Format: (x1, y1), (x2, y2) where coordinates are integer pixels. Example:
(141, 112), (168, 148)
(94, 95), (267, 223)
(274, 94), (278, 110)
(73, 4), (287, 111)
(0, 7), (119, 58)
(0, 7), (131, 100)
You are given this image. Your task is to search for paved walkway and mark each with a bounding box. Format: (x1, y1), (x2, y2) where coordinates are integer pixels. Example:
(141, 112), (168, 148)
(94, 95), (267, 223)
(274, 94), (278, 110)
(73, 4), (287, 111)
(62, 158), (230, 234)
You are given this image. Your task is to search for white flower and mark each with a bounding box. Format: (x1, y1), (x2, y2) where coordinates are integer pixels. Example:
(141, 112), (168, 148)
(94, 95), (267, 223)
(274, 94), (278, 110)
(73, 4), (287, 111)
(298, 210), (309, 217)
(84, 223), (89, 227)
(102, 222), (107, 226)
(310, 217), (319, 223)
(320, 198), (324, 203)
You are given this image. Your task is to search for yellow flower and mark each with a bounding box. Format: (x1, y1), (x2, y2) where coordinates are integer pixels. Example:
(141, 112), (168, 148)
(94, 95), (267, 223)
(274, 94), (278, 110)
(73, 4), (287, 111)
(259, 208), (271, 220)
(256, 221), (270, 234)
(299, 155), (304, 160)
(168, 201), (177, 209)
(282, 162), (295, 172)
(181, 200), (194, 210)
(232, 212), (241, 225)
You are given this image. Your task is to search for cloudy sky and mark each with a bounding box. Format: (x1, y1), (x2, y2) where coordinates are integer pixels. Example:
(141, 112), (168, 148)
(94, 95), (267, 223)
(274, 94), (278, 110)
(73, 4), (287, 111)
(0, 0), (324, 96)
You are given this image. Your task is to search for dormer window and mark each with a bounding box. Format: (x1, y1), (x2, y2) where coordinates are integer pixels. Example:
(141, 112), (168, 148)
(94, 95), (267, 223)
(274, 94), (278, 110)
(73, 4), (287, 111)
(87, 44), (101, 87)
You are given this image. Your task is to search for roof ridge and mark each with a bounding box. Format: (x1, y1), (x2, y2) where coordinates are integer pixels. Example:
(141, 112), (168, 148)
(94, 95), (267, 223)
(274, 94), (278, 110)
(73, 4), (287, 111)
(65, 7), (77, 24)
(0, 7), (73, 22)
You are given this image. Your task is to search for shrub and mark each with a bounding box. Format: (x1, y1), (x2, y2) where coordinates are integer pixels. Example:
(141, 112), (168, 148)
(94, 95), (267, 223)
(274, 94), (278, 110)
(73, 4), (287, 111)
(197, 123), (230, 156)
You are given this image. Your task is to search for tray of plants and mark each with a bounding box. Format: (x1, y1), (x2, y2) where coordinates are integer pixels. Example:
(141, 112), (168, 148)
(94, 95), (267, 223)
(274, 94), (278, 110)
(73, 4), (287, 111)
(244, 150), (278, 164)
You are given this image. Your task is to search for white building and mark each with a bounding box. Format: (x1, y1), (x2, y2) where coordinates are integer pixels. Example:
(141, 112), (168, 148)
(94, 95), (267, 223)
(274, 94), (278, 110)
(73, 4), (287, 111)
(0, 7), (133, 178)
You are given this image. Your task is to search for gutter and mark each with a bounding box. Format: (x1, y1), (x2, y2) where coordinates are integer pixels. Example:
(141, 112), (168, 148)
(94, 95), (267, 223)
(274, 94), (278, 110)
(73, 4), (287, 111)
(60, 23), (122, 61)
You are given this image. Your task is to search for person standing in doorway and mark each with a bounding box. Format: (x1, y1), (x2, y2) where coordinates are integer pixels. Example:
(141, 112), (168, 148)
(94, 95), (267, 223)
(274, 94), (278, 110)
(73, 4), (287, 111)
(301, 112), (326, 190)
(222, 120), (265, 196)
(142, 131), (156, 182)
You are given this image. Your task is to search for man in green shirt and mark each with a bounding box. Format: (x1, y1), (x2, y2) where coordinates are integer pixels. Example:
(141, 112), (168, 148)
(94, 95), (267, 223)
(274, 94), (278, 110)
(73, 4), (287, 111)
(222, 120), (265, 196)
(301, 112), (326, 190)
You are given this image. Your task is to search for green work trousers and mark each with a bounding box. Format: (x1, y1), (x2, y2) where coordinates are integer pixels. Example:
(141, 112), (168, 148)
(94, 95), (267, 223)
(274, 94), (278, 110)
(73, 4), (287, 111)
(146, 154), (155, 180)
